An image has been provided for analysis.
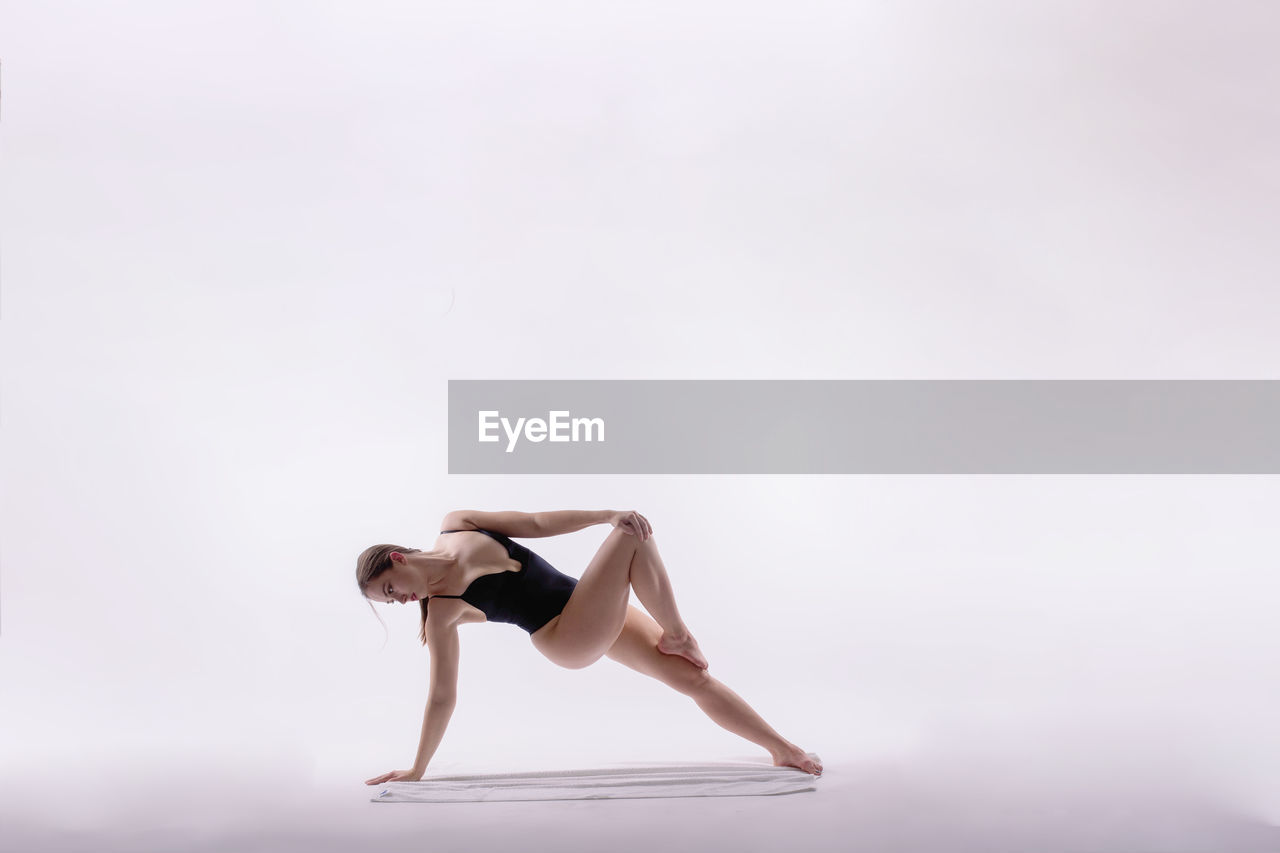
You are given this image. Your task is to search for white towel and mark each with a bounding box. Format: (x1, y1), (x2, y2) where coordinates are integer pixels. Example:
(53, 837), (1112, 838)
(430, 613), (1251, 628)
(370, 755), (822, 803)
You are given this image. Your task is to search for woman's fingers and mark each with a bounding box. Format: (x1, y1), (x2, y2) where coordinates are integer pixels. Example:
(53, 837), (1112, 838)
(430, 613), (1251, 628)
(617, 510), (653, 540)
(629, 512), (652, 539)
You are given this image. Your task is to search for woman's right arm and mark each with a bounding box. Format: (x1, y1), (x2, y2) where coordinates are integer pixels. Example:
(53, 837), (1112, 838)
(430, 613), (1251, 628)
(412, 617), (462, 772)
(364, 618), (461, 785)
(410, 695), (456, 774)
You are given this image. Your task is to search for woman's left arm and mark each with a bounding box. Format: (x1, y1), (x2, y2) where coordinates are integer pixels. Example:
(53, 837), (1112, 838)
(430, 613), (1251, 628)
(441, 509), (613, 538)
(532, 510), (616, 537)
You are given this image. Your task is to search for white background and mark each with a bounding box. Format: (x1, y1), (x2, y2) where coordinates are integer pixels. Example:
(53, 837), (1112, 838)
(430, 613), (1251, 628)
(2, 0), (1278, 846)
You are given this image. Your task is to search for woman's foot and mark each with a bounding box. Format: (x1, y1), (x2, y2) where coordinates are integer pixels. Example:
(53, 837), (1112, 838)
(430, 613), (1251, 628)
(771, 743), (823, 776)
(657, 629), (709, 670)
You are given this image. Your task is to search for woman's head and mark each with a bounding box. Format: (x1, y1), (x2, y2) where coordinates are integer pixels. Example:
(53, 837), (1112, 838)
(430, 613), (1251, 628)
(356, 543), (431, 645)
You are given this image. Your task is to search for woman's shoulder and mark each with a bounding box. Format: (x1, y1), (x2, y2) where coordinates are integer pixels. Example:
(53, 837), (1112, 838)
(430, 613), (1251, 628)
(439, 510), (479, 532)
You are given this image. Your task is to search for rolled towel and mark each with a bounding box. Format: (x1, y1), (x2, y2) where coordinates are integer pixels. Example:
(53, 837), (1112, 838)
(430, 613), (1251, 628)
(370, 756), (823, 803)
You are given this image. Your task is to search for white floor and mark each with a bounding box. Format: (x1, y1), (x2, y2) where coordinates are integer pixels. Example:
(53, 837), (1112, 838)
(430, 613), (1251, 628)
(5, 752), (1279, 853)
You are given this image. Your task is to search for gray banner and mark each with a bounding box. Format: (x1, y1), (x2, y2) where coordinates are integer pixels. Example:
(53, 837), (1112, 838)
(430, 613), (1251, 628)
(447, 380), (1280, 474)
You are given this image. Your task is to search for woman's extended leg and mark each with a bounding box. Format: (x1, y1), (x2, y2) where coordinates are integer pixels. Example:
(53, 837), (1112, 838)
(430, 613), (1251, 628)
(605, 605), (823, 776)
(535, 527), (707, 671)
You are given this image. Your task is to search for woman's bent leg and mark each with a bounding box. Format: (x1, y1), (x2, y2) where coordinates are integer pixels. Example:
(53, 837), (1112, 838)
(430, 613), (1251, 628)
(536, 528), (706, 670)
(626, 534), (686, 638)
(628, 535), (708, 669)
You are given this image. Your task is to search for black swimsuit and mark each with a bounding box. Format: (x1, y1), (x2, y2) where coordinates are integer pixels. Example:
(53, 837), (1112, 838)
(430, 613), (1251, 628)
(429, 529), (579, 634)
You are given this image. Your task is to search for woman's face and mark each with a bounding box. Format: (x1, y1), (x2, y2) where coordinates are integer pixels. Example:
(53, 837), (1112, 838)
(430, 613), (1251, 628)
(369, 553), (422, 605)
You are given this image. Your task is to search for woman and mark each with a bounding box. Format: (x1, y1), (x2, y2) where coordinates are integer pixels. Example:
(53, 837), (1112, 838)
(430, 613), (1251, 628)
(357, 509), (823, 784)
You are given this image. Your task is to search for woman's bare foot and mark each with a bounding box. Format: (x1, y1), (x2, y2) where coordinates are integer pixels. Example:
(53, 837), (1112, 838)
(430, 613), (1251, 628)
(657, 629), (708, 670)
(771, 743), (823, 776)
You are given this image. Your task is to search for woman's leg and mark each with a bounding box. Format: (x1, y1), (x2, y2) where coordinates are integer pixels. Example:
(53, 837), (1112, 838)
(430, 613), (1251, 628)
(537, 528), (706, 670)
(605, 606), (823, 776)
(627, 532), (708, 670)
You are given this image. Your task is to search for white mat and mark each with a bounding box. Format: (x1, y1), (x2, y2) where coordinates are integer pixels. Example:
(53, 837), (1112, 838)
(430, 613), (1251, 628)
(369, 755), (822, 803)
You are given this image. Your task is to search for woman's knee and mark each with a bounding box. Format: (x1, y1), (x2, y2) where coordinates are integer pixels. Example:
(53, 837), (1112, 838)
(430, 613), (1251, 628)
(606, 525), (645, 553)
(659, 657), (713, 695)
(675, 667), (714, 696)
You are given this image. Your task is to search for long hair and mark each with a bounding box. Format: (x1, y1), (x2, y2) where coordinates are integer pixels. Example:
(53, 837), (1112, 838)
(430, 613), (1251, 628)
(355, 543), (430, 645)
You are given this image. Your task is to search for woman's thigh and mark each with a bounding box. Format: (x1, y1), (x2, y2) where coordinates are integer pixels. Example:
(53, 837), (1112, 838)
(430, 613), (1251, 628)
(533, 526), (640, 668)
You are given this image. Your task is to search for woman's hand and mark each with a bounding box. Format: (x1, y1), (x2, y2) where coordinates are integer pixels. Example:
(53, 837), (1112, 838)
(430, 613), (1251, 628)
(365, 768), (424, 785)
(608, 510), (652, 540)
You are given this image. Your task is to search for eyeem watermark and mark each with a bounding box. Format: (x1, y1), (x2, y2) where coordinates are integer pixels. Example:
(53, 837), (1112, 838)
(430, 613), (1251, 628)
(478, 410), (606, 453)
(450, 380), (1280, 474)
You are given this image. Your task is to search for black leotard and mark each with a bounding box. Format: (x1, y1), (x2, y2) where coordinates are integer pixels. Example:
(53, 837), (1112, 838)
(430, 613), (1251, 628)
(429, 528), (578, 634)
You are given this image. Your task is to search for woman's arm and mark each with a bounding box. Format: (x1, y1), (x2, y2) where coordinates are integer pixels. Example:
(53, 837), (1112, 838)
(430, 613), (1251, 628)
(531, 509), (614, 537)
(412, 618), (461, 772)
(411, 696), (456, 774)
(365, 620), (460, 784)
(441, 509), (612, 538)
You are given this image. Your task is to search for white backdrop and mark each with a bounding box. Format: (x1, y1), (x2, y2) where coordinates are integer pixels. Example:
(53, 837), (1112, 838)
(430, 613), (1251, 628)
(2, 0), (1278, 842)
